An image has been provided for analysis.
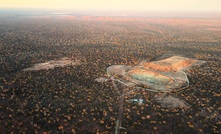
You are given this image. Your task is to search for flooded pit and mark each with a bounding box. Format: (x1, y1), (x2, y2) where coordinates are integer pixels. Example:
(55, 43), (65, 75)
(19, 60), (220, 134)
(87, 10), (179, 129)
(127, 69), (173, 86)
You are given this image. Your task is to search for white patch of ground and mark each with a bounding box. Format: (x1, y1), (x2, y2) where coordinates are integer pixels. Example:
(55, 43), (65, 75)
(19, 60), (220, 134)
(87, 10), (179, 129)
(94, 77), (109, 83)
(22, 57), (81, 71)
(154, 94), (189, 108)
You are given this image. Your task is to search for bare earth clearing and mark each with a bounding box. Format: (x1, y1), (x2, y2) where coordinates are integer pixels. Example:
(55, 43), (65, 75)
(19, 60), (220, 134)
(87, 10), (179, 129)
(22, 57), (81, 71)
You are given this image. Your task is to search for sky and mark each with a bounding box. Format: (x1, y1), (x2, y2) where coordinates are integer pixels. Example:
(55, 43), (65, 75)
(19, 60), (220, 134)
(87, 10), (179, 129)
(0, 0), (221, 12)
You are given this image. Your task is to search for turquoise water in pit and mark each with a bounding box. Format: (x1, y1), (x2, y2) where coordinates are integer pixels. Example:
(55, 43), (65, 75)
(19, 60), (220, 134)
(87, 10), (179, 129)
(131, 73), (170, 85)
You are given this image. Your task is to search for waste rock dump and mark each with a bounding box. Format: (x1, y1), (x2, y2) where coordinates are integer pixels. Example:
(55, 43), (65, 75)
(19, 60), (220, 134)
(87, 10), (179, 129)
(22, 57), (81, 71)
(141, 56), (197, 72)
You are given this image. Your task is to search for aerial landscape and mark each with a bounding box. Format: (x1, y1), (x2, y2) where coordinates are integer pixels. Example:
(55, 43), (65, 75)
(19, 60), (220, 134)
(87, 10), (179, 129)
(0, 0), (221, 133)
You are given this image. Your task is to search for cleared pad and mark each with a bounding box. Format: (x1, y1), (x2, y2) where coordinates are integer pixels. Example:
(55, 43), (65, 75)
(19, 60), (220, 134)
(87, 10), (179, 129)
(22, 57), (81, 71)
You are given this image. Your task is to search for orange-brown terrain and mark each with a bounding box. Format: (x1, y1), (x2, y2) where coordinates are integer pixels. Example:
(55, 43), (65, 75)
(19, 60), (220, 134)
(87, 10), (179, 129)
(141, 56), (198, 72)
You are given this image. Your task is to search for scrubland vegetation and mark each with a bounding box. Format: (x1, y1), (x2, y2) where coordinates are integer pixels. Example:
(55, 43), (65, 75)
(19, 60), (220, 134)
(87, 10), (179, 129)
(0, 14), (221, 133)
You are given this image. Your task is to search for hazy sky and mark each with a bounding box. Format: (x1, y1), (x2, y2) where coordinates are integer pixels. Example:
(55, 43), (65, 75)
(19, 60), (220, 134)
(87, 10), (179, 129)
(0, 0), (220, 12)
